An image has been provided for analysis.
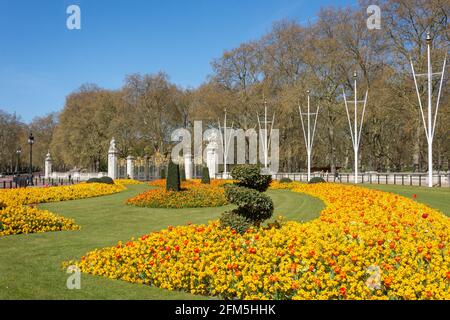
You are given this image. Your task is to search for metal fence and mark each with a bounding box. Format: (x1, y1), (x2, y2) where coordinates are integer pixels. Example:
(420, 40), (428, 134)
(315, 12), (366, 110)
(215, 172), (450, 188)
(0, 176), (79, 189)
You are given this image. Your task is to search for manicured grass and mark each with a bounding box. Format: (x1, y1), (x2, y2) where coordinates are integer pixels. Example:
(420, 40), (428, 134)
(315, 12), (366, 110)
(0, 185), (322, 299)
(362, 184), (450, 216)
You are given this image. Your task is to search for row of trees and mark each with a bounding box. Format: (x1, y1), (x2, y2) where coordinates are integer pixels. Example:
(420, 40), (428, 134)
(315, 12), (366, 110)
(0, 0), (448, 173)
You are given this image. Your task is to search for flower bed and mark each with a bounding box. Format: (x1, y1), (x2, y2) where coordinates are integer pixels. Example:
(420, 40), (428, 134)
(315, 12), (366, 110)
(68, 183), (450, 300)
(0, 183), (125, 207)
(126, 179), (231, 208)
(0, 205), (79, 236)
(114, 179), (143, 186)
(0, 182), (125, 236)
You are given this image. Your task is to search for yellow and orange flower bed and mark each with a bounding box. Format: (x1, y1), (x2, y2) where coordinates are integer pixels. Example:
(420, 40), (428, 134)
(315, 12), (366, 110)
(0, 182), (125, 236)
(68, 183), (450, 300)
(126, 179), (231, 208)
(114, 179), (143, 186)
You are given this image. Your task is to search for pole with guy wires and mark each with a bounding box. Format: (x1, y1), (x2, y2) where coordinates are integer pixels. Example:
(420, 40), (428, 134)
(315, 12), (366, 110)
(218, 108), (233, 178)
(343, 71), (368, 184)
(257, 98), (275, 172)
(410, 32), (446, 188)
(298, 90), (320, 181)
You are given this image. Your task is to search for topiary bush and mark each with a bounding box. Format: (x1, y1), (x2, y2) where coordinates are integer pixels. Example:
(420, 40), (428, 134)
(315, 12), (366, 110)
(225, 185), (273, 223)
(308, 177), (326, 184)
(99, 176), (114, 184)
(280, 177), (292, 183)
(87, 177), (114, 185)
(160, 168), (166, 179)
(201, 166), (210, 184)
(219, 211), (252, 235)
(220, 165), (274, 232)
(180, 168), (186, 181)
(86, 178), (101, 184)
(230, 164), (272, 192)
(166, 161), (181, 191)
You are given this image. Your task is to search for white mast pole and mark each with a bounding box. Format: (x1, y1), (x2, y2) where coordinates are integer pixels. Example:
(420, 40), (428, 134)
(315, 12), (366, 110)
(410, 32), (446, 188)
(299, 91), (320, 182)
(354, 72), (358, 184)
(307, 92), (311, 181)
(224, 108), (227, 176)
(264, 99), (268, 169)
(426, 34), (433, 188)
(343, 71), (368, 184)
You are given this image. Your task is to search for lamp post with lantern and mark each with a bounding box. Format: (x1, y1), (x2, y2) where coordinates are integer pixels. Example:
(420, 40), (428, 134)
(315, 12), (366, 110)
(28, 132), (34, 186)
(16, 147), (22, 175)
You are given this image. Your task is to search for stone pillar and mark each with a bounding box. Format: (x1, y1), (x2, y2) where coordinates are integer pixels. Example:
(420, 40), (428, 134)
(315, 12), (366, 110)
(206, 146), (218, 179)
(108, 138), (118, 179)
(184, 153), (193, 180)
(126, 155), (135, 179)
(44, 152), (52, 179)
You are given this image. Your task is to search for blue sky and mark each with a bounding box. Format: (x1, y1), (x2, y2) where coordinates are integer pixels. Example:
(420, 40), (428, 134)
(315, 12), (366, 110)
(0, 0), (357, 122)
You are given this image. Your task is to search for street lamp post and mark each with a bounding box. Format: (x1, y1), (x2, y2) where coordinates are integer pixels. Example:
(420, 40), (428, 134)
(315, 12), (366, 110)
(28, 132), (34, 186)
(16, 147), (22, 175)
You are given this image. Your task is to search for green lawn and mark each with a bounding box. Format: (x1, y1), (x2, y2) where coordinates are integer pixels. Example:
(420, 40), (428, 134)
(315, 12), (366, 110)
(0, 185), (323, 299)
(362, 184), (450, 216)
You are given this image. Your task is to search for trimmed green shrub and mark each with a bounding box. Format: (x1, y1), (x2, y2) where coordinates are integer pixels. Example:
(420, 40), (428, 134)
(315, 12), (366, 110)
(201, 166), (210, 184)
(160, 168), (166, 179)
(219, 211), (252, 234)
(99, 176), (114, 184)
(230, 164), (272, 192)
(166, 161), (181, 191)
(280, 177), (292, 183)
(86, 178), (101, 184)
(87, 177), (115, 184)
(225, 185), (273, 224)
(308, 177), (326, 184)
(180, 168), (186, 181)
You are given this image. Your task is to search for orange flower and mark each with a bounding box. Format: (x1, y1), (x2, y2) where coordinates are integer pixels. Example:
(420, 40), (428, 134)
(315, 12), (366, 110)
(383, 276), (393, 288)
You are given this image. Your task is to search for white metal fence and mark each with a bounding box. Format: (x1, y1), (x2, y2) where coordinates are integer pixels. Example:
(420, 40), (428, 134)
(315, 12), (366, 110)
(215, 172), (450, 187)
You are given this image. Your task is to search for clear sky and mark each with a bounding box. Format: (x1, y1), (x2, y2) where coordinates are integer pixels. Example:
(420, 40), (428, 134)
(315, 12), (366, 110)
(0, 0), (357, 122)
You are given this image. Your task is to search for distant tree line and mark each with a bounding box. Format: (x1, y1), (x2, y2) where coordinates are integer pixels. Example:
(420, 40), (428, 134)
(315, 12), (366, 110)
(0, 0), (448, 174)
